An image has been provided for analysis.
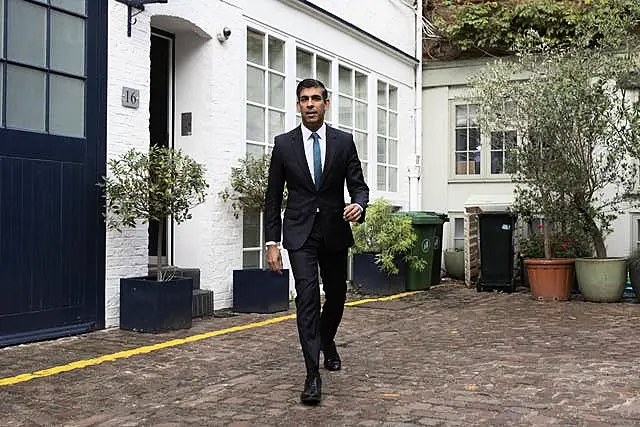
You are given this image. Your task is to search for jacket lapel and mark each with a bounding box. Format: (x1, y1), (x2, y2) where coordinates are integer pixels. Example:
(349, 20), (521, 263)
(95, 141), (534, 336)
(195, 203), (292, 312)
(290, 126), (315, 190)
(321, 125), (338, 186)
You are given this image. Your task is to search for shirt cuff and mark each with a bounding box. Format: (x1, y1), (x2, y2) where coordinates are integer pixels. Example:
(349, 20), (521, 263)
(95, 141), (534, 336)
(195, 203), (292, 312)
(265, 241), (279, 247)
(354, 203), (363, 213)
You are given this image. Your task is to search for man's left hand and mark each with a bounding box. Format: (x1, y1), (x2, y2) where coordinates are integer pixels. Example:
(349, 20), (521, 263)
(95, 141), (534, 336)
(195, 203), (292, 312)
(343, 204), (362, 222)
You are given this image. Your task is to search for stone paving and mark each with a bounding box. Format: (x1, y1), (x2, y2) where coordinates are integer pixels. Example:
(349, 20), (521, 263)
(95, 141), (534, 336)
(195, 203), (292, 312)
(1, 282), (640, 426)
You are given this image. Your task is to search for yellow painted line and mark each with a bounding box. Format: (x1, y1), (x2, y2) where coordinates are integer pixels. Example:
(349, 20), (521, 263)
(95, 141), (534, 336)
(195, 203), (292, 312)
(0, 291), (421, 387)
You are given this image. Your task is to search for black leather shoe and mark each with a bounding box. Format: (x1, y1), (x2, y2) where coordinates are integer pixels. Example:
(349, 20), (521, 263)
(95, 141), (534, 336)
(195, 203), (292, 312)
(323, 347), (341, 371)
(300, 375), (322, 405)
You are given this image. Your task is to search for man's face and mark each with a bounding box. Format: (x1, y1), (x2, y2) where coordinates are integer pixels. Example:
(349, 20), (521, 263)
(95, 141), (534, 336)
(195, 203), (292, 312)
(297, 87), (330, 131)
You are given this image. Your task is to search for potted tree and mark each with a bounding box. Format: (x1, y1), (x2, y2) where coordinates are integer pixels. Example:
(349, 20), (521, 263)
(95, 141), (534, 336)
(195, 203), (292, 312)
(219, 154), (290, 313)
(350, 198), (426, 295)
(471, 41), (639, 302)
(102, 146), (208, 332)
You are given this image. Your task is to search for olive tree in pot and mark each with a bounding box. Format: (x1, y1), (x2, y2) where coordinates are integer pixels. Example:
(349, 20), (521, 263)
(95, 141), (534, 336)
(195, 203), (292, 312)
(219, 154), (290, 313)
(350, 198), (425, 295)
(102, 146), (208, 332)
(471, 40), (640, 302)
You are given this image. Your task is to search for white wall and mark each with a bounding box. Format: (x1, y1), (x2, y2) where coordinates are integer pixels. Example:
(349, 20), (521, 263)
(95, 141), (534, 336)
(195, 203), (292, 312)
(105, 0), (417, 325)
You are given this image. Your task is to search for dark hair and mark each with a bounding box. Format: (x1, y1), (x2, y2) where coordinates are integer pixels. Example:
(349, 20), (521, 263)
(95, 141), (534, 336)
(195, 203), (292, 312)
(296, 79), (328, 101)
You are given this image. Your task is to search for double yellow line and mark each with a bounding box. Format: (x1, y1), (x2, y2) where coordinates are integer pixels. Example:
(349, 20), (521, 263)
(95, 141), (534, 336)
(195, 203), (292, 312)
(0, 291), (418, 387)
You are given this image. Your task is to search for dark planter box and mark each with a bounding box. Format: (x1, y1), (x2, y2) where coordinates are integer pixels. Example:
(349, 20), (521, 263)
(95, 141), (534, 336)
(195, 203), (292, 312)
(120, 276), (193, 333)
(352, 253), (407, 296)
(233, 269), (290, 313)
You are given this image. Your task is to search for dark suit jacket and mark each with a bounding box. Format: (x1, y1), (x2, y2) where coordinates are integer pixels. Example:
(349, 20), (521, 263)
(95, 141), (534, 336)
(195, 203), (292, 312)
(264, 125), (369, 251)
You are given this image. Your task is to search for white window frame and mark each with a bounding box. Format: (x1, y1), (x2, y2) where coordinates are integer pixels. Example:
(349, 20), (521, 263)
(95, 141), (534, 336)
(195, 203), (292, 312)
(375, 80), (399, 192)
(449, 100), (516, 181)
(631, 214), (640, 252)
(243, 26), (288, 268)
(294, 46), (334, 126)
(450, 215), (465, 250)
(336, 64), (369, 183)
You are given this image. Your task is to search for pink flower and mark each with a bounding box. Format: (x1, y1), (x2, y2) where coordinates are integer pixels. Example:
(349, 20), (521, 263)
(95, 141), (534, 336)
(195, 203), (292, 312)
(537, 223), (543, 230)
(561, 244), (568, 250)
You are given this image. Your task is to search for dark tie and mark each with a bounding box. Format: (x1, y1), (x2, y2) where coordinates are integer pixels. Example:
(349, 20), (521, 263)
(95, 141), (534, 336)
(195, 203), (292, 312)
(312, 132), (322, 189)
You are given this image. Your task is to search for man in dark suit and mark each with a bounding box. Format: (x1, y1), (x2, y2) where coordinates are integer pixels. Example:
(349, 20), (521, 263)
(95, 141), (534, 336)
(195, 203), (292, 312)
(264, 78), (369, 404)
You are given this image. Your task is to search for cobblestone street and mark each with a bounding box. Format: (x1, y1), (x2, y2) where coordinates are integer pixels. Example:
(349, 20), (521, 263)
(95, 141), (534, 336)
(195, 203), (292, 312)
(1, 282), (640, 426)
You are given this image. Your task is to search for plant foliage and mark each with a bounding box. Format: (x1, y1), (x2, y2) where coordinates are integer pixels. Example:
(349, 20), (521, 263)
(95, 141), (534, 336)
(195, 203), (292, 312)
(219, 153), (287, 218)
(430, 0), (640, 56)
(471, 46), (640, 258)
(351, 198), (426, 274)
(101, 146), (208, 280)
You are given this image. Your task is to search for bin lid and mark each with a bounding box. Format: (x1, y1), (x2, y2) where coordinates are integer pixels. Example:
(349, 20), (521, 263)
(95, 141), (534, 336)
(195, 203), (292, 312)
(401, 211), (449, 225)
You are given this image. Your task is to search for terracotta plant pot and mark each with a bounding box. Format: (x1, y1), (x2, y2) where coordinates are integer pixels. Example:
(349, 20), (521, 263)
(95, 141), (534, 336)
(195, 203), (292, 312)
(524, 258), (575, 301)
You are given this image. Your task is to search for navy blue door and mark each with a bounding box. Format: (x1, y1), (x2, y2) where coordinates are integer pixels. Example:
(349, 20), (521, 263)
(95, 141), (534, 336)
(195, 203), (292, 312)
(0, 0), (107, 346)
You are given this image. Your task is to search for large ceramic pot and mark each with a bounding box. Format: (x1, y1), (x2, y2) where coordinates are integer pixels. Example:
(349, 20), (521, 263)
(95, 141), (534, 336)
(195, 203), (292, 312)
(525, 258), (574, 301)
(575, 258), (627, 302)
(444, 249), (465, 280)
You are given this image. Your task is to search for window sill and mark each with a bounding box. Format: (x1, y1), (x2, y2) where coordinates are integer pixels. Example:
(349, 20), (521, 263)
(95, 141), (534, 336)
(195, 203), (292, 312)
(447, 176), (513, 184)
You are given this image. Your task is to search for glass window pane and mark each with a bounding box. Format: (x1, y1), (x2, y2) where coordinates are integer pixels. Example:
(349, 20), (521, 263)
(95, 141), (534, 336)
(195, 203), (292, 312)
(8, 0), (47, 67)
(506, 131), (517, 149)
(389, 86), (398, 111)
(377, 165), (386, 190)
(268, 110), (285, 143)
(354, 131), (367, 160)
(6, 65), (45, 132)
(316, 57), (331, 87)
(491, 132), (504, 150)
(455, 105), (467, 127)
(377, 81), (387, 107)
(469, 128), (480, 150)
(377, 108), (387, 135)
(454, 218), (464, 238)
(50, 75), (84, 137)
(355, 101), (367, 130)
(456, 129), (468, 151)
(51, 11), (85, 76)
(243, 251), (260, 269)
(469, 104), (479, 126)
(456, 153), (469, 175)
(268, 73), (285, 108)
(389, 112), (397, 138)
(246, 143), (265, 159)
(338, 96), (352, 127)
(377, 137), (386, 163)
(491, 152), (503, 174)
(246, 105), (265, 142)
(268, 37), (285, 72)
(247, 29), (264, 65)
(339, 66), (352, 95)
(472, 151), (481, 174)
(362, 161), (368, 182)
(389, 167), (397, 192)
(247, 66), (265, 104)
(243, 210), (260, 247)
(389, 140), (397, 165)
(325, 90), (332, 122)
(296, 49), (312, 79)
(355, 72), (367, 99)
(51, 0), (85, 14)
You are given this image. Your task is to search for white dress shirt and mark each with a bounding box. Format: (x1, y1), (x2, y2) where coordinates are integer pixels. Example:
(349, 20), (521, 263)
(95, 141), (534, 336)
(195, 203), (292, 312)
(301, 123), (326, 184)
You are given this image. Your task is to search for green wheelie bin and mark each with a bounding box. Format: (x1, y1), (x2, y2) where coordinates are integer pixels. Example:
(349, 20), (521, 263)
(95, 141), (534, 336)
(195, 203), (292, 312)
(403, 212), (449, 291)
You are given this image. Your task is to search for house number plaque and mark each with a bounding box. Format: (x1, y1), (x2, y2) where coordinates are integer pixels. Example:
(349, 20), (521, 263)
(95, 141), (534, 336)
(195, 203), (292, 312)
(122, 87), (140, 109)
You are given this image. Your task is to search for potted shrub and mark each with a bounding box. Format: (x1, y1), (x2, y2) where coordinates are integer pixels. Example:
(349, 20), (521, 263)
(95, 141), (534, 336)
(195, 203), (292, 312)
(471, 41), (640, 302)
(219, 154), (289, 313)
(102, 146), (208, 332)
(350, 198), (426, 295)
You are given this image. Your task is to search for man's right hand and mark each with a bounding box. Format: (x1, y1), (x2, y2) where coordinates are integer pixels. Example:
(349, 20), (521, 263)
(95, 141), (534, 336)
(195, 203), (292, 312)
(266, 245), (283, 273)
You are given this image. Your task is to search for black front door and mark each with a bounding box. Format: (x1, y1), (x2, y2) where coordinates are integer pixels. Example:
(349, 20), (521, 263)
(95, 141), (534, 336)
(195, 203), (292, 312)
(0, 0), (107, 346)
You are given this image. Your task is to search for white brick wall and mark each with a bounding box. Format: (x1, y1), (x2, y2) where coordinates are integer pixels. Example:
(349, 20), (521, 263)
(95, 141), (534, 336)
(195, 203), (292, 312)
(105, 0), (417, 327)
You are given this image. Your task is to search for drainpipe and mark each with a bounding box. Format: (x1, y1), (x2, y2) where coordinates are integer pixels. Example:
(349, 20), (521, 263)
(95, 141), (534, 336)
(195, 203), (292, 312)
(408, 0), (423, 211)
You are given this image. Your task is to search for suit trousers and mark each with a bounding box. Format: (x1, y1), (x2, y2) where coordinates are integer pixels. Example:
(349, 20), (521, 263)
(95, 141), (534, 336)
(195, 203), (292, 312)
(287, 214), (348, 376)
